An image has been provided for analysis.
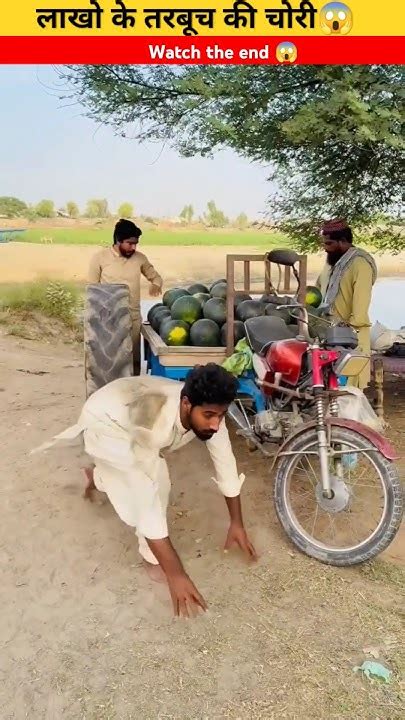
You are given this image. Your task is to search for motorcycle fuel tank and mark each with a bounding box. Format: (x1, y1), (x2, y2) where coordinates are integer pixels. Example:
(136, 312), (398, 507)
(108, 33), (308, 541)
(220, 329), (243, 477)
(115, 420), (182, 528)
(265, 339), (308, 386)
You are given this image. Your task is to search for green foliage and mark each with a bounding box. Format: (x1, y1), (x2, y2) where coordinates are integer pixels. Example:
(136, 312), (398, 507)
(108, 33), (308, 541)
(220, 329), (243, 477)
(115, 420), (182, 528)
(85, 198), (109, 218)
(24, 206), (39, 222)
(179, 204), (194, 224)
(204, 200), (229, 228)
(21, 227), (286, 247)
(117, 202), (133, 218)
(0, 280), (82, 324)
(234, 212), (249, 230)
(66, 201), (80, 218)
(0, 196), (27, 218)
(60, 65), (405, 251)
(35, 199), (55, 218)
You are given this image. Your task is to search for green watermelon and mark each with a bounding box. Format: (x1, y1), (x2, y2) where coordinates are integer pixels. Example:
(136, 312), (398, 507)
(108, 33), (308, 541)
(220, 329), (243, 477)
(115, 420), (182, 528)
(234, 291), (252, 308)
(236, 300), (265, 322)
(171, 295), (202, 324)
(160, 319), (190, 346)
(209, 278), (227, 292)
(188, 282), (209, 295)
(210, 282), (227, 300)
(151, 306), (172, 331)
(305, 285), (322, 308)
(190, 319), (221, 347)
(261, 293), (280, 304)
(193, 292), (211, 308)
(265, 304), (292, 325)
(203, 297), (227, 326)
(163, 287), (190, 308)
(147, 302), (164, 324)
(220, 321), (245, 347)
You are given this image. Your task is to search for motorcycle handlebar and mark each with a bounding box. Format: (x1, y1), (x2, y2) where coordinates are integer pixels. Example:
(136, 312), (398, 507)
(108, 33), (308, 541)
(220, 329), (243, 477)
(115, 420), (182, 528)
(276, 304), (311, 342)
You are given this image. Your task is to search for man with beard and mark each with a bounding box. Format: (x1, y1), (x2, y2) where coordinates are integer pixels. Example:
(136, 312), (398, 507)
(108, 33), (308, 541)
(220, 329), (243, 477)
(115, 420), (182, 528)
(34, 364), (257, 616)
(317, 219), (377, 389)
(88, 219), (162, 375)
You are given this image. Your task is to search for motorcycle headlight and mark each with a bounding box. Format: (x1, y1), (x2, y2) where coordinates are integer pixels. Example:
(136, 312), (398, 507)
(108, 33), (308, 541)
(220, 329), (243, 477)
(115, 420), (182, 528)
(334, 351), (370, 377)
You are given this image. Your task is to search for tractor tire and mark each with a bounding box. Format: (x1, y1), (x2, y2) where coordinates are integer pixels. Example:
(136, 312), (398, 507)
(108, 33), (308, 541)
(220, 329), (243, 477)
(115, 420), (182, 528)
(84, 283), (133, 398)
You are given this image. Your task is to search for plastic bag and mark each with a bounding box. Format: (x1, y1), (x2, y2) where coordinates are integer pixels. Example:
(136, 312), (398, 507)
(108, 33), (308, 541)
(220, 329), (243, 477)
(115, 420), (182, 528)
(222, 338), (253, 377)
(333, 386), (383, 432)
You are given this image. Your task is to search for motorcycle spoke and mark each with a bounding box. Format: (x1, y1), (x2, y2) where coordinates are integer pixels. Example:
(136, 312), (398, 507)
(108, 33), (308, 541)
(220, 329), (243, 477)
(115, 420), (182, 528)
(326, 512), (338, 543)
(344, 511), (362, 545)
(310, 504), (319, 535)
(295, 460), (317, 488)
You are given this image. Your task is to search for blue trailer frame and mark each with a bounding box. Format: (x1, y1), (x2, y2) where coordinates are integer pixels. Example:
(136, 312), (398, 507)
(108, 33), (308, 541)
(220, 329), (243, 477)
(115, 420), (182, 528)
(144, 336), (267, 413)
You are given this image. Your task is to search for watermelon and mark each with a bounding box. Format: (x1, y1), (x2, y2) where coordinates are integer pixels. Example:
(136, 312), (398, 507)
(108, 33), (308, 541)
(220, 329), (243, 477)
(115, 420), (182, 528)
(265, 304), (292, 325)
(163, 287), (190, 308)
(234, 291), (252, 308)
(209, 278), (227, 292)
(305, 285), (322, 308)
(188, 282), (209, 295)
(150, 306), (172, 332)
(147, 302), (164, 324)
(220, 321), (245, 347)
(203, 297), (227, 326)
(160, 319), (190, 346)
(190, 319), (221, 347)
(171, 295), (202, 324)
(306, 304), (323, 317)
(236, 300), (265, 322)
(193, 292), (211, 308)
(210, 282), (227, 300)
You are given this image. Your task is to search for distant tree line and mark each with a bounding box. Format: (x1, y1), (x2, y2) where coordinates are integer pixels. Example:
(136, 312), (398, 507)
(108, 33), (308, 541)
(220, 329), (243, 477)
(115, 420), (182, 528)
(0, 196), (251, 230)
(0, 196), (134, 221)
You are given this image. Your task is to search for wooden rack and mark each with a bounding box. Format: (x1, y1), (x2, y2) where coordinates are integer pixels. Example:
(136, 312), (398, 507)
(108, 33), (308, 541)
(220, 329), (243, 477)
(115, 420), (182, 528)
(225, 253), (308, 355)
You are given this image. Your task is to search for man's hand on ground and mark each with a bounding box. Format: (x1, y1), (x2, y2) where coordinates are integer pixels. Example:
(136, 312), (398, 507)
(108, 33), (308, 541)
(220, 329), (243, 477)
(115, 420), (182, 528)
(146, 536), (207, 617)
(149, 284), (161, 297)
(224, 523), (258, 561)
(167, 573), (207, 618)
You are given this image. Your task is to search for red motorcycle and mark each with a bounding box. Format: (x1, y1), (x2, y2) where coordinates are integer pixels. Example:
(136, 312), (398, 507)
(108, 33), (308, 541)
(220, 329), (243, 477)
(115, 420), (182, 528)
(228, 301), (403, 567)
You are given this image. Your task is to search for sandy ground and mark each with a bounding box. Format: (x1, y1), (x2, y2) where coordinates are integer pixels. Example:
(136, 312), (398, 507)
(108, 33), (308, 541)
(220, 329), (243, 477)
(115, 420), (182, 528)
(1, 332), (404, 720)
(2, 243), (405, 287)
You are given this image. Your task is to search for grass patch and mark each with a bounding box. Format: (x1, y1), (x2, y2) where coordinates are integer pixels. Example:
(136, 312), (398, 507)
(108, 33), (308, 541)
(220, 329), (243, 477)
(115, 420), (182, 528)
(360, 559), (405, 590)
(0, 279), (83, 325)
(18, 227), (288, 247)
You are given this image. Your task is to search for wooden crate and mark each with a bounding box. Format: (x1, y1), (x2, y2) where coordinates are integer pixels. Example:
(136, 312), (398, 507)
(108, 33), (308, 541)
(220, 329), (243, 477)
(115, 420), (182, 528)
(141, 322), (226, 368)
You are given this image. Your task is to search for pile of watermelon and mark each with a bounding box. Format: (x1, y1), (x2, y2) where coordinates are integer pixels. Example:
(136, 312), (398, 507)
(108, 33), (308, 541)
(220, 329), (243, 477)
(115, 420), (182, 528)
(147, 280), (324, 348)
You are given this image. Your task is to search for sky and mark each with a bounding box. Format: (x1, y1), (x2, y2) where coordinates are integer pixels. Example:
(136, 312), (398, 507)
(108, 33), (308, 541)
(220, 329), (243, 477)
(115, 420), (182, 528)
(0, 65), (272, 219)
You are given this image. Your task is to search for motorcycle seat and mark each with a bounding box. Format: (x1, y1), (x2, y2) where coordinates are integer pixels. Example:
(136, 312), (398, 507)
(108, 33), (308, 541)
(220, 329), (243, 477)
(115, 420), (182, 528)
(245, 316), (294, 355)
(266, 249), (300, 267)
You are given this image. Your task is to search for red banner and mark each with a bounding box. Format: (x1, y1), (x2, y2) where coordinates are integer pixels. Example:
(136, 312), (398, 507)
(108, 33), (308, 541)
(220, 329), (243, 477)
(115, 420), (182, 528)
(1, 35), (404, 64)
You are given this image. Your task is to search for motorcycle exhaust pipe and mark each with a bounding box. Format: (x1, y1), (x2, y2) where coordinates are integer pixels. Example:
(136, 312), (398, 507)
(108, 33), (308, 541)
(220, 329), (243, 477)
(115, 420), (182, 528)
(227, 402), (251, 431)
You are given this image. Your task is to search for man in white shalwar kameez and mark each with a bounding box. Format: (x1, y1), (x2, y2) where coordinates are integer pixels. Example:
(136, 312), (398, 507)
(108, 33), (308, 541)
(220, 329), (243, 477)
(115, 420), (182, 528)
(34, 364), (256, 617)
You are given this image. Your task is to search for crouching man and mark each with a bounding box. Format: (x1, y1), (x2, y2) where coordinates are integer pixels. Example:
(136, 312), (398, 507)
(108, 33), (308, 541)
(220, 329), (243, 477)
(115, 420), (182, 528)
(33, 364), (256, 617)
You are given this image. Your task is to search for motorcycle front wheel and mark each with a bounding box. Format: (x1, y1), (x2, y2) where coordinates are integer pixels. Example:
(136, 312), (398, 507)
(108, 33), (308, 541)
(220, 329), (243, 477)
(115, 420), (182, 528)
(274, 426), (403, 566)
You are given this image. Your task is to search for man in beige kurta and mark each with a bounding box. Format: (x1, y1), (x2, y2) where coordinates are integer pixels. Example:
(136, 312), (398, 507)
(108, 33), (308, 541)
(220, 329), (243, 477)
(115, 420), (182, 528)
(88, 219), (163, 375)
(317, 219), (377, 390)
(33, 365), (257, 617)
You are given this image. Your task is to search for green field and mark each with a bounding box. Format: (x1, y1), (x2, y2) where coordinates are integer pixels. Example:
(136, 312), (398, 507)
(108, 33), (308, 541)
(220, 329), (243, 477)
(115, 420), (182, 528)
(18, 227), (288, 247)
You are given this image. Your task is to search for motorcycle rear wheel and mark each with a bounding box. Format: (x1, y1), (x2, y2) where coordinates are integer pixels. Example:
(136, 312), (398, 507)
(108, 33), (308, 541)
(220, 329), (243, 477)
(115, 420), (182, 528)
(274, 426), (403, 566)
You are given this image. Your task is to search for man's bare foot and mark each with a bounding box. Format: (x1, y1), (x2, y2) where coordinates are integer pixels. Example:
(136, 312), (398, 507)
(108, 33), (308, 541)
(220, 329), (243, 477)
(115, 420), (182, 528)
(83, 466), (96, 501)
(142, 560), (167, 584)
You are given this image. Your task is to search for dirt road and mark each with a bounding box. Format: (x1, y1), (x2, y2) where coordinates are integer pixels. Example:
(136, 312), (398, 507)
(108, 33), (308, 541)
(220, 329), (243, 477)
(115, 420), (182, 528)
(1, 335), (404, 719)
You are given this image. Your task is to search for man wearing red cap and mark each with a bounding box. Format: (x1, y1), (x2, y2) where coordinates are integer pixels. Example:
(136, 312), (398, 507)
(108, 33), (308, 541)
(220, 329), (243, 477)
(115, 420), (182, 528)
(317, 219), (377, 389)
